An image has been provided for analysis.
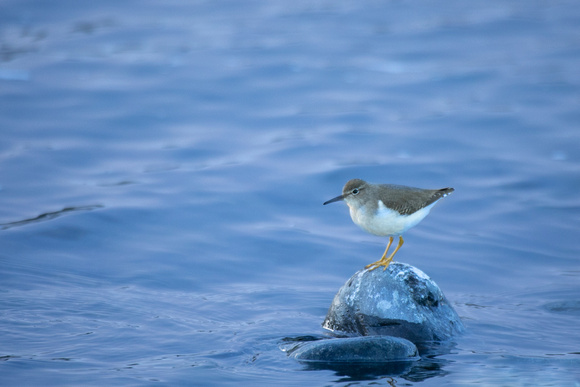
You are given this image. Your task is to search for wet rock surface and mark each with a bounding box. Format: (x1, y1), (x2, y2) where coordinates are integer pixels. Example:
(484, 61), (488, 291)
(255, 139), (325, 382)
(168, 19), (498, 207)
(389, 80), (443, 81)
(323, 262), (464, 343)
(290, 335), (419, 363)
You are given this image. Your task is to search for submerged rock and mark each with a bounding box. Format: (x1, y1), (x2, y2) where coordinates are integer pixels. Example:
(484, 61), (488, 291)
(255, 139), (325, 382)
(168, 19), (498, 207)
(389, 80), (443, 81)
(323, 262), (463, 342)
(290, 335), (418, 363)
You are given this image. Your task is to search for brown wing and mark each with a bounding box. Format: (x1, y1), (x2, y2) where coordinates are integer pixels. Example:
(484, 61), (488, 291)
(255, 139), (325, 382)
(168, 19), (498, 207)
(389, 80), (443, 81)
(377, 185), (454, 215)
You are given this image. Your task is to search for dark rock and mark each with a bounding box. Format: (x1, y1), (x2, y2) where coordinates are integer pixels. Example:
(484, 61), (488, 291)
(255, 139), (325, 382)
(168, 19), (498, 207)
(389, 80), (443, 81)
(290, 335), (418, 363)
(323, 262), (463, 342)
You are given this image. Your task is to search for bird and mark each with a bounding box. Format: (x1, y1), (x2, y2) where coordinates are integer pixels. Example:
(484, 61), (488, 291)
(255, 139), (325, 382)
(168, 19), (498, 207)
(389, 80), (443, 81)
(323, 178), (454, 271)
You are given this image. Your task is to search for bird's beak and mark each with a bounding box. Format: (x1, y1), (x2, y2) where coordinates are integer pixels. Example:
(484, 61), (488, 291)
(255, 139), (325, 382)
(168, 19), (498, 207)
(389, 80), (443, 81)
(323, 194), (345, 205)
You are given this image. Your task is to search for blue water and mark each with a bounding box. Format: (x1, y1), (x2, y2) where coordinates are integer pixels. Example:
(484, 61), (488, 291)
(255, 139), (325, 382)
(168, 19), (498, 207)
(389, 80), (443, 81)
(1, 0), (580, 385)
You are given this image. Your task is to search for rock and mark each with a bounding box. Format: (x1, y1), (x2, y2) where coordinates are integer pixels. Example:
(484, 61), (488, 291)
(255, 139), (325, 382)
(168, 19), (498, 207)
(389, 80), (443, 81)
(323, 262), (463, 342)
(290, 336), (419, 363)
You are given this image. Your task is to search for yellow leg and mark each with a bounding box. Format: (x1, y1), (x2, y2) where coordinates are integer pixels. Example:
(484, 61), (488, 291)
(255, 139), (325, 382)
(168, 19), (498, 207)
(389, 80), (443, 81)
(365, 236), (393, 270)
(366, 236), (404, 271)
(383, 236), (404, 269)
(380, 236), (394, 262)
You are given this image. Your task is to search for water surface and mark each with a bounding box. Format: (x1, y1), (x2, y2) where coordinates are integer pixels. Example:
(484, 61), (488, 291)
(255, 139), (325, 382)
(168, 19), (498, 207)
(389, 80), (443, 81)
(1, 1), (580, 385)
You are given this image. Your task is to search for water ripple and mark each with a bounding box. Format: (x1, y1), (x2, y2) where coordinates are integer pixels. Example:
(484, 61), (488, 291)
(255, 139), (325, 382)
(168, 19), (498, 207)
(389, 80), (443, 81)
(0, 205), (103, 230)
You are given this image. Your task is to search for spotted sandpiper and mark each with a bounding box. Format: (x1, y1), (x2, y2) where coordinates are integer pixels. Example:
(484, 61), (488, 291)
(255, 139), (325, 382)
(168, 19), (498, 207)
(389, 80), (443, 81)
(323, 179), (454, 271)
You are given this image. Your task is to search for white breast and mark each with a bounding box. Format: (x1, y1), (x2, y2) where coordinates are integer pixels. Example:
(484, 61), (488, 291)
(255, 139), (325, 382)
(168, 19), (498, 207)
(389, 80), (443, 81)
(348, 200), (437, 237)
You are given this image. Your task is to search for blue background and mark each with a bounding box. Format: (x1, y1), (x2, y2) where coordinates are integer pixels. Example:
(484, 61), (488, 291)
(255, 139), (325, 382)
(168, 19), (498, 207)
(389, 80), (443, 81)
(1, 1), (579, 385)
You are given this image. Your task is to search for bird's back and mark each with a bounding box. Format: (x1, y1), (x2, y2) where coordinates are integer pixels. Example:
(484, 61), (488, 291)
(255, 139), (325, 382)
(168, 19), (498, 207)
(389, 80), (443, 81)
(374, 184), (454, 215)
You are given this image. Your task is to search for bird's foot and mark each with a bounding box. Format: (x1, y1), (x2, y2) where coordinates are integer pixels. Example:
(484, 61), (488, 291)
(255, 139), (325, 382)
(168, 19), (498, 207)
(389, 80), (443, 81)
(365, 258), (392, 271)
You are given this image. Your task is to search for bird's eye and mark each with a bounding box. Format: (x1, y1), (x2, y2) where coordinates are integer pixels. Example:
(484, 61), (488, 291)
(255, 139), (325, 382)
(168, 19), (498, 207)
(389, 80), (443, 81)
(352, 188), (359, 195)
